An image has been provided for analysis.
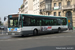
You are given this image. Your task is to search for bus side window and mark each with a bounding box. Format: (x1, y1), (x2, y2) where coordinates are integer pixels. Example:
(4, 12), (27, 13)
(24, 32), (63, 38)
(46, 20), (50, 26)
(51, 20), (54, 25)
(42, 19), (45, 26)
(36, 19), (42, 26)
(61, 18), (67, 25)
(57, 19), (62, 25)
(53, 19), (57, 25)
(30, 18), (36, 26)
(49, 20), (51, 25)
(23, 17), (30, 26)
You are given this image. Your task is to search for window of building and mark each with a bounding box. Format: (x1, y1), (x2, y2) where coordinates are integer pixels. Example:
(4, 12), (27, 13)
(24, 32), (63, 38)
(54, 3), (56, 7)
(25, 2), (28, 5)
(54, 12), (56, 16)
(48, 12), (50, 15)
(33, 0), (35, 2)
(46, 3), (51, 10)
(59, 2), (61, 9)
(67, 1), (70, 6)
(58, 12), (61, 16)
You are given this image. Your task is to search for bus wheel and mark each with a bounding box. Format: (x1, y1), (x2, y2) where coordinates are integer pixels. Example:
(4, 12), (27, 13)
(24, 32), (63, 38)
(58, 28), (61, 33)
(33, 30), (38, 35)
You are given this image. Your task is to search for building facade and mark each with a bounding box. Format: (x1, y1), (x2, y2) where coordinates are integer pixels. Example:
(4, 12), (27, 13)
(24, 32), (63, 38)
(19, 0), (34, 14)
(20, 1), (25, 14)
(19, 0), (41, 15)
(40, 0), (75, 29)
(33, 0), (40, 15)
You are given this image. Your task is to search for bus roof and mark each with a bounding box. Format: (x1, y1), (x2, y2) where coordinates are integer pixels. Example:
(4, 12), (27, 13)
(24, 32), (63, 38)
(9, 14), (67, 18)
(21, 14), (67, 18)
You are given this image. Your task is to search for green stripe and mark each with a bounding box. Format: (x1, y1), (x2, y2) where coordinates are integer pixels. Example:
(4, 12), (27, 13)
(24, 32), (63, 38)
(20, 14), (67, 18)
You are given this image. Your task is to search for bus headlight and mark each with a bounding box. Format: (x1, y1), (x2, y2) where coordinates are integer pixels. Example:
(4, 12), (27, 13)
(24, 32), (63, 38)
(17, 28), (21, 32)
(8, 28), (9, 32)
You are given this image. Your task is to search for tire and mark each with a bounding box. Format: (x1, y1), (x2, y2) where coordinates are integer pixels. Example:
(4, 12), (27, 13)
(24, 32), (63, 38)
(33, 30), (38, 35)
(21, 35), (25, 37)
(58, 28), (61, 33)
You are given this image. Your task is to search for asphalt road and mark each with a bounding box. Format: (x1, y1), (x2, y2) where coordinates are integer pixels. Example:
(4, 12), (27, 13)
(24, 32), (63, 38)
(0, 30), (75, 50)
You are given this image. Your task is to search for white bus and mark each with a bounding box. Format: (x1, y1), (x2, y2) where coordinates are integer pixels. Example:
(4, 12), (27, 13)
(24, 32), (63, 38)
(6, 14), (68, 36)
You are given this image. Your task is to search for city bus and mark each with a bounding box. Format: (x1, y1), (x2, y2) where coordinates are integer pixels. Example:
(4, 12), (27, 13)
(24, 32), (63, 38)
(6, 14), (68, 36)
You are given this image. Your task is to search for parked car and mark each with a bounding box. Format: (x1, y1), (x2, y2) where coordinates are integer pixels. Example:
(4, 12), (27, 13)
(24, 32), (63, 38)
(0, 26), (7, 31)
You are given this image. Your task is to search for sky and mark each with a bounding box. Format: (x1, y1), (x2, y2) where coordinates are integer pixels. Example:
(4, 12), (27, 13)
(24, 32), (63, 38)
(0, 0), (23, 23)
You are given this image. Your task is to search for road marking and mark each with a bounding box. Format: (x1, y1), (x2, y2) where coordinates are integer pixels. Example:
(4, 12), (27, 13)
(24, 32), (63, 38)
(58, 36), (65, 37)
(51, 36), (58, 38)
(6, 33), (8, 35)
(66, 36), (72, 37)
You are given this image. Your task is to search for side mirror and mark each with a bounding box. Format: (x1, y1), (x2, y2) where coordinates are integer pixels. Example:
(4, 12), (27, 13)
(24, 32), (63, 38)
(4, 16), (8, 21)
(4, 17), (6, 21)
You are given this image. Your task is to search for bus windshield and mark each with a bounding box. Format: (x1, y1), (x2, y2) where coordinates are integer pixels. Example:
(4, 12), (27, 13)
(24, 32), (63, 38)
(8, 14), (20, 28)
(8, 17), (18, 27)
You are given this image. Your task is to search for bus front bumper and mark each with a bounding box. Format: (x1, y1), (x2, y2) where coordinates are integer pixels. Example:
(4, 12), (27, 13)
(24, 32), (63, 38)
(7, 32), (22, 36)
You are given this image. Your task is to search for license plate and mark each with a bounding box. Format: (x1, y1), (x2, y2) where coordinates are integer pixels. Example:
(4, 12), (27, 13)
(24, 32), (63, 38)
(12, 33), (15, 35)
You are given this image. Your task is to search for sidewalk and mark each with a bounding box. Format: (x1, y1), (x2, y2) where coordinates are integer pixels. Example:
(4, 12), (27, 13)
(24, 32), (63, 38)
(64, 29), (75, 32)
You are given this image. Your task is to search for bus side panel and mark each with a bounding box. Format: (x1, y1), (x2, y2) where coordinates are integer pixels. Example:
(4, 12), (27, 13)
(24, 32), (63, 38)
(52, 25), (68, 32)
(21, 26), (41, 35)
